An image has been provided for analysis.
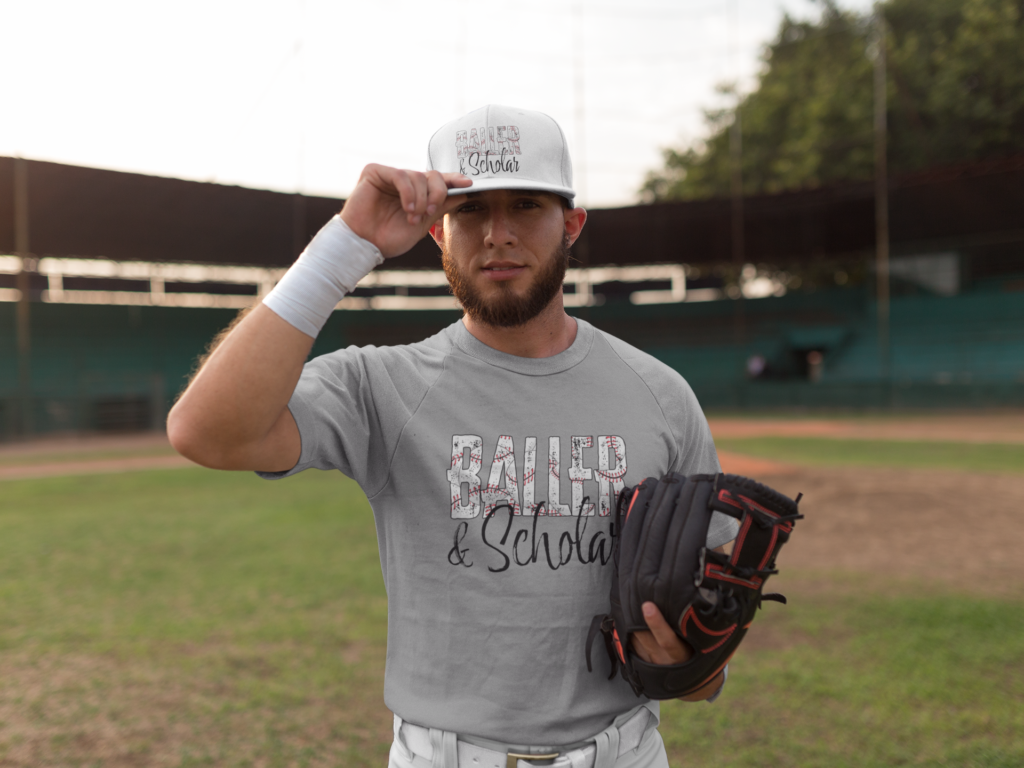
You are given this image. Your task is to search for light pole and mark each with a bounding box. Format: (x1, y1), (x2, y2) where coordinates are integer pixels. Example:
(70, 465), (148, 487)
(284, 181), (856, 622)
(873, 5), (891, 387)
(14, 156), (33, 436)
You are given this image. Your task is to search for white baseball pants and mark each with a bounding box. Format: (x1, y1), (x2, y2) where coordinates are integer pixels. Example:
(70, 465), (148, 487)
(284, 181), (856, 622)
(387, 704), (669, 768)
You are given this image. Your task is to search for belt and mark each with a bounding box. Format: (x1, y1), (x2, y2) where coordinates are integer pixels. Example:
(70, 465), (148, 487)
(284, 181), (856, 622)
(395, 705), (655, 768)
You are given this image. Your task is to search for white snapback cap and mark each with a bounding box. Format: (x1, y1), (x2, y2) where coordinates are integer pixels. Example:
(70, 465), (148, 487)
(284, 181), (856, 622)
(427, 104), (575, 207)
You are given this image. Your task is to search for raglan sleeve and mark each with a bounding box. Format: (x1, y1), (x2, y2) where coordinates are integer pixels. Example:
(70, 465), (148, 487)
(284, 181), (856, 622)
(256, 346), (390, 491)
(662, 371), (740, 550)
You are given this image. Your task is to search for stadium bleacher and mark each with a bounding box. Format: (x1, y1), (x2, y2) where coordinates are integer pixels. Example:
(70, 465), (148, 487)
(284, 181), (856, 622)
(4, 281), (1022, 436)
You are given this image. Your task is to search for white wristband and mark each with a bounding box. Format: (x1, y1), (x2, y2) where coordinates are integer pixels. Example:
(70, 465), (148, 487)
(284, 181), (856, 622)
(262, 215), (384, 337)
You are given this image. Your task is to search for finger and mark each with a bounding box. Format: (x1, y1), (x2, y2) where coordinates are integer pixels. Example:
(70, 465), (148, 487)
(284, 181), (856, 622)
(630, 629), (659, 663)
(408, 172), (431, 224)
(441, 172), (473, 190)
(642, 602), (682, 653)
(385, 168), (418, 217)
(424, 170), (449, 217)
(632, 627), (684, 666)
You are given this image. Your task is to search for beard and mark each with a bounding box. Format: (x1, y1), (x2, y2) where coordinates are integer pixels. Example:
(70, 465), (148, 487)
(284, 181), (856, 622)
(441, 234), (572, 328)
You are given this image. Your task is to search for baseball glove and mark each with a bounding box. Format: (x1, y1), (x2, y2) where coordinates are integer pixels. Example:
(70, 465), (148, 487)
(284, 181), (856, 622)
(586, 472), (803, 700)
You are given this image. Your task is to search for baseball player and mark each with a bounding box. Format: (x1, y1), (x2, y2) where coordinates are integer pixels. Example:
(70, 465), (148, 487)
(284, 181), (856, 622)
(168, 105), (738, 768)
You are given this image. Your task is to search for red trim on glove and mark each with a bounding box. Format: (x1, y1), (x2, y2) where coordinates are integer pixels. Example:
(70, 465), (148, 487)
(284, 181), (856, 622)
(625, 486), (642, 523)
(612, 628), (626, 663)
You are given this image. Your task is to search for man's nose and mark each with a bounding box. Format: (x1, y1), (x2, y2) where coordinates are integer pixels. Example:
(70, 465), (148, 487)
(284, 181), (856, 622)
(483, 210), (517, 248)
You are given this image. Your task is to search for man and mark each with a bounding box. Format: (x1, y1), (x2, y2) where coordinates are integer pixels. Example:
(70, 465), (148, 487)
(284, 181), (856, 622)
(168, 105), (737, 768)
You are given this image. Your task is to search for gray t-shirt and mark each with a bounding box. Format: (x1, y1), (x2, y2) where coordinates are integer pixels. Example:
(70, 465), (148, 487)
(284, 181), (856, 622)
(261, 317), (737, 745)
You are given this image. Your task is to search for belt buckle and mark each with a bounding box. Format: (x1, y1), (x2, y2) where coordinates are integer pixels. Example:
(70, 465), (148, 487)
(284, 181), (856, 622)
(507, 751), (560, 768)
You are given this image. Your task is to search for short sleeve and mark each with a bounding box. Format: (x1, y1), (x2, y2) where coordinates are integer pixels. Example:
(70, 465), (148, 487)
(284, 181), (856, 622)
(256, 333), (452, 496)
(256, 349), (388, 489)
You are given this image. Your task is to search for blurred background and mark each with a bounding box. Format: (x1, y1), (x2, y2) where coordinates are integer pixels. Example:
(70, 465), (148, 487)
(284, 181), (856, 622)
(1, 2), (1023, 767)
(3, 0), (1022, 436)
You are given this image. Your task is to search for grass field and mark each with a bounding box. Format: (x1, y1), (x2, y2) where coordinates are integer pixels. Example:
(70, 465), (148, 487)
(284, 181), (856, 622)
(0, 469), (392, 767)
(1, 437), (1023, 767)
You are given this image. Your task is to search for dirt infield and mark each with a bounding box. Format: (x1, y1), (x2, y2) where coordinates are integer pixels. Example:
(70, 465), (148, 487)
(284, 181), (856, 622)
(0, 454), (195, 481)
(0, 432), (174, 460)
(759, 466), (1024, 595)
(711, 414), (1024, 594)
(708, 411), (1024, 444)
(0, 433), (194, 480)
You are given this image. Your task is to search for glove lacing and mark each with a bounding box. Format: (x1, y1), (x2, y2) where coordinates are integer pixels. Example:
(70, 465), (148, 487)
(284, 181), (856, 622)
(704, 490), (804, 608)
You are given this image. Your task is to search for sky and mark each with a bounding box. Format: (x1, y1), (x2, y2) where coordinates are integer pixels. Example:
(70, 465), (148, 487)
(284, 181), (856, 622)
(2, 0), (874, 209)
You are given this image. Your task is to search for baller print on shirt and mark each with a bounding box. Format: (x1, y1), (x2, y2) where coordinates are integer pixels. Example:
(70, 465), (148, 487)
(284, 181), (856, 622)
(446, 434), (627, 572)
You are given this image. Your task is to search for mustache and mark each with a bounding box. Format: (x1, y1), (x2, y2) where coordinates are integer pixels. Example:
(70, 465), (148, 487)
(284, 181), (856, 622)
(441, 235), (572, 328)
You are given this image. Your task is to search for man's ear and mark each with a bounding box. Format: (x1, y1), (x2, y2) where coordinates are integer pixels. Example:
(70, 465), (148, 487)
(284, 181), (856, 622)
(564, 208), (587, 247)
(429, 220), (446, 248)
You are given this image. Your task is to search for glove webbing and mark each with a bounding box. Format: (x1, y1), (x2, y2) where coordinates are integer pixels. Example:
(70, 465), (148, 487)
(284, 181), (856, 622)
(702, 481), (803, 597)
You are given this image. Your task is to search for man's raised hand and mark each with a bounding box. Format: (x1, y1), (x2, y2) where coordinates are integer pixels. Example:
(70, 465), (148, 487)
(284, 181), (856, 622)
(340, 165), (472, 258)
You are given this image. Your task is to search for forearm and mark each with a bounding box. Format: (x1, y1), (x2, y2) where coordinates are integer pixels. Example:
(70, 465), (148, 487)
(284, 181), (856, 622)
(168, 167), (469, 472)
(168, 303), (312, 470)
(168, 213), (387, 470)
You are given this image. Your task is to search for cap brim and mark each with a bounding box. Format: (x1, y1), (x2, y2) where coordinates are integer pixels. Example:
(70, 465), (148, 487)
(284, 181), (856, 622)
(447, 176), (575, 205)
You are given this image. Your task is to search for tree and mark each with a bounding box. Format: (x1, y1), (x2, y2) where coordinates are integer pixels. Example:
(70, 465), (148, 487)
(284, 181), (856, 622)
(641, 0), (1024, 202)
